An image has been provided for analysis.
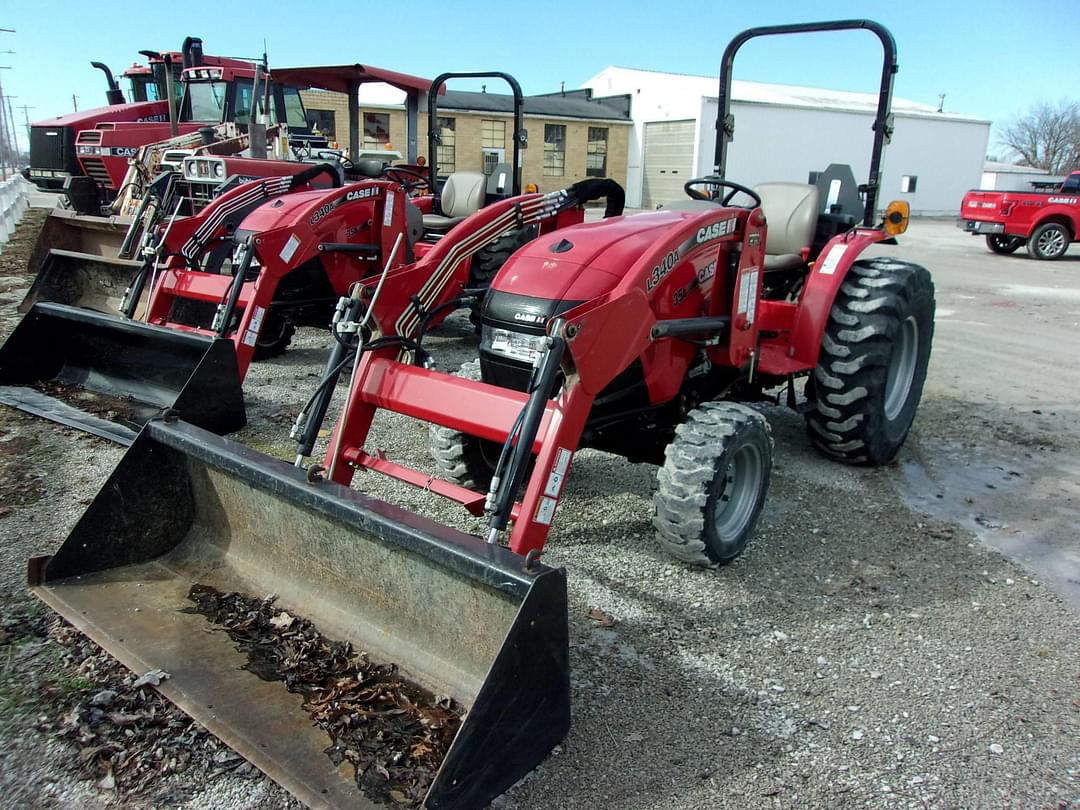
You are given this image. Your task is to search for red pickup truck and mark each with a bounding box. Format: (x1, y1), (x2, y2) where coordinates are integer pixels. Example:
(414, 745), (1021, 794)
(958, 170), (1080, 260)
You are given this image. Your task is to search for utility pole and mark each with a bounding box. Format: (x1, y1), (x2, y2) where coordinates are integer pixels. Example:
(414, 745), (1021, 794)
(5, 94), (17, 165)
(0, 66), (11, 179)
(72, 94), (79, 112)
(18, 103), (34, 142)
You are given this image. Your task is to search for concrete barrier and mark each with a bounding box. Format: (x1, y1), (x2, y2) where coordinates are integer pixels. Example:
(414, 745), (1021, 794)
(0, 175), (33, 252)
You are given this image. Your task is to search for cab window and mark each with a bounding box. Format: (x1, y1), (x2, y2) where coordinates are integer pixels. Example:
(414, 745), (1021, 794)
(183, 81), (228, 122)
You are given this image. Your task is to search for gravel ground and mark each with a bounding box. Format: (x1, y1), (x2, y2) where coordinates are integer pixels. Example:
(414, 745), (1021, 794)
(1, 211), (1078, 809)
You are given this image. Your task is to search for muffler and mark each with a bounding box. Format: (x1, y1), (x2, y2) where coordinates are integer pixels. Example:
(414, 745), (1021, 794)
(30, 420), (570, 809)
(0, 303), (245, 443)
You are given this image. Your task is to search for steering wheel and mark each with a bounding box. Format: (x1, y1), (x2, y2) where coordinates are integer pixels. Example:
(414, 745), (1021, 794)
(684, 177), (761, 208)
(382, 165), (430, 194)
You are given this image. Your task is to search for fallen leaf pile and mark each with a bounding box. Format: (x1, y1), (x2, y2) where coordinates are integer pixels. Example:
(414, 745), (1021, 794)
(184, 584), (462, 807)
(36, 618), (247, 797)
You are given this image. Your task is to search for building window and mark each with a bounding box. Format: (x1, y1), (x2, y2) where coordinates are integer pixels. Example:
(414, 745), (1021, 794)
(306, 109), (336, 138)
(586, 127), (608, 178)
(481, 119), (505, 149)
(544, 124), (566, 177)
(901, 175), (918, 193)
(363, 112), (390, 149)
(436, 116), (456, 174)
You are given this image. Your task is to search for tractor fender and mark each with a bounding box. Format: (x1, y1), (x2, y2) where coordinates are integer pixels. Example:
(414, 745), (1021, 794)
(789, 230), (891, 368)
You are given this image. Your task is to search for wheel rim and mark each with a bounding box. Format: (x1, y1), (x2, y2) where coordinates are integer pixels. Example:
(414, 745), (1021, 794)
(712, 443), (764, 541)
(1037, 227), (1066, 256)
(884, 315), (919, 421)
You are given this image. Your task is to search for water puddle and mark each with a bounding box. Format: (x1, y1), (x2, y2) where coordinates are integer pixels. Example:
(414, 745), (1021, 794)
(899, 439), (1080, 610)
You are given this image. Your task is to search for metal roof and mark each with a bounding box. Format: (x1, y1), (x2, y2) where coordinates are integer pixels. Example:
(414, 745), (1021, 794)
(272, 64), (439, 96)
(437, 89), (631, 121)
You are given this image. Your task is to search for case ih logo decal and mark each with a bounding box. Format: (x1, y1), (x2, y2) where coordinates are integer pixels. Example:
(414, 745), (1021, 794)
(695, 217), (738, 244)
(135, 113), (169, 123)
(672, 261), (717, 306)
(1048, 196), (1078, 205)
(647, 219), (737, 293)
(111, 147), (138, 158)
(308, 186), (382, 225)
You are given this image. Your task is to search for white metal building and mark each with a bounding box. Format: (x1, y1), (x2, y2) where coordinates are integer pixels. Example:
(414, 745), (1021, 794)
(582, 67), (991, 214)
(979, 160), (1050, 191)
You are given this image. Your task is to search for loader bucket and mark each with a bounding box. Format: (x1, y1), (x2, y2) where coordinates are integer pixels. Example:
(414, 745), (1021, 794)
(22, 208), (133, 310)
(0, 302), (246, 444)
(19, 249), (143, 317)
(29, 420), (570, 810)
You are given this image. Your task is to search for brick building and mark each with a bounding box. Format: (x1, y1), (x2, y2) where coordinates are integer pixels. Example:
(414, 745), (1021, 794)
(300, 86), (631, 190)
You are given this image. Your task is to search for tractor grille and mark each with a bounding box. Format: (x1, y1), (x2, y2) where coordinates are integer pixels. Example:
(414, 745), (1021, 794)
(30, 125), (74, 171)
(81, 158), (113, 188)
(76, 130), (103, 145)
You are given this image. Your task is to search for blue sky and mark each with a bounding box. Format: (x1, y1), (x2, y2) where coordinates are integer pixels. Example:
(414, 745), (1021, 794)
(2, 0), (1077, 155)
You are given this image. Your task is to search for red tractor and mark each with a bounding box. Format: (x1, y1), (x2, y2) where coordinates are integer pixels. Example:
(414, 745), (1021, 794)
(28, 20), (934, 809)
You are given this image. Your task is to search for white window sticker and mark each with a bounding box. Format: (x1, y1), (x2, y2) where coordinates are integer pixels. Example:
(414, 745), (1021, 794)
(737, 271), (751, 314)
(242, 329), (258, 347)
(553, 447), (572, 475)
(744, 268), (759, 324)
(248, 305), (265, 332)
(534, 497), (558, 526)
(818, 244), (848, 275)
(383, 190), (396, 226)
(279, 234), (301, 263)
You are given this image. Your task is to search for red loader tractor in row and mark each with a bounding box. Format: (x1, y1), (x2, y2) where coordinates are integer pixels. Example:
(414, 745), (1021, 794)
(27, 19), (934, 810)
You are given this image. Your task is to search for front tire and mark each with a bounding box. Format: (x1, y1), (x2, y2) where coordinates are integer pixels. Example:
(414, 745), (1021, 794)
(469, 226), (537, 329)
(251, 310), (295, 361)
(986, 234), (1025, 255)
(1026, 222), (1070, 260)
(653, 402), (773, 566)
(806, 258), (934, 465)
(429, 360), (501, 489)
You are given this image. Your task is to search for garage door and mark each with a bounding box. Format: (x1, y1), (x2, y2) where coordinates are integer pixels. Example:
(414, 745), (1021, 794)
(641, 120), (695, 209)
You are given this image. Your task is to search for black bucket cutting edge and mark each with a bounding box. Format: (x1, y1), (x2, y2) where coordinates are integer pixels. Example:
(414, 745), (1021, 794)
(29, 420), (570, 809)
(0, 302), (246, 442)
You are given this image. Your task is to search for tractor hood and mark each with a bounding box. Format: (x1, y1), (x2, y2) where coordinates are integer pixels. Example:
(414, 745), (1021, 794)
(488, 210), (687, 309)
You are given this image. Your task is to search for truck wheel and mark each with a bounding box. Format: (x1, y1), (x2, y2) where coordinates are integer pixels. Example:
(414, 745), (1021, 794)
(1026, 222), (1071, 260)
(429, 360), (501, 489)
(469, 226), (537, 329)
(251, 311), (295, 361)
(653, 402), (772, 566)
(806, 258), (934, 465)
(985, 235), (1025, 255)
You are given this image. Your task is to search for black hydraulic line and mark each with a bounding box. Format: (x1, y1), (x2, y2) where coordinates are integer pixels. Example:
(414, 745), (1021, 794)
(712, 19), (897, 227)
(215, 237), (255, 338)
(487, 331), (566, 535)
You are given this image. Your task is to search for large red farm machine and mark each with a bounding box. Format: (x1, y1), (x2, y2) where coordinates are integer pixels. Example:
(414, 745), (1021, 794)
(0, 72), (563, 445)
(26, 20), (933, 809)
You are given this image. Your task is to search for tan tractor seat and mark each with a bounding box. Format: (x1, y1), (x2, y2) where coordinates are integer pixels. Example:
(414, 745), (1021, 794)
(754, 182), (821, 272)
(423, 171), (487, 230)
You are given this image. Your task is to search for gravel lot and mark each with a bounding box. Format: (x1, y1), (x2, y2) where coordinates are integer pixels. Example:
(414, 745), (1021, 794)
(0, 209), (1078, 809)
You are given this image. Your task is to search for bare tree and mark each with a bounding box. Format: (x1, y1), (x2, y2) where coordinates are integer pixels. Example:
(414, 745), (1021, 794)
(998, 100), (1080, 175)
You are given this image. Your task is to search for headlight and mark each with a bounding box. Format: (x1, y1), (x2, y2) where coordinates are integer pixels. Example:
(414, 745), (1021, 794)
(77, 146), (100, 155)
(213, 162), (225, 179)
(481, 325), (548, 364)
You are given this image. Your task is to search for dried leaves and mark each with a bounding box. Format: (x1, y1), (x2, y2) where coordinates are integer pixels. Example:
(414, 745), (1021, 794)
(36, 619), (249, 798)
(184, 585), (462, 808)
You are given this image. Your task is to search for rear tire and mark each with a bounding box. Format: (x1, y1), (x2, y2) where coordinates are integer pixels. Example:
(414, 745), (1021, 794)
(985, 234), (1025, 255)
(251, 310), (295, 361)
(653, 402), (773, 566)
(429, 360), (501, 490)
(805, 258), (934, 465)
(1026, 222), (1070, 260)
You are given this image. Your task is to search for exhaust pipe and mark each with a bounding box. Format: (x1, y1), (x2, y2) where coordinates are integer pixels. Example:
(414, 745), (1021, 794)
(91, 62), (126, 106)
(30, 420), (570, 808)
(181, 36), (204, 69)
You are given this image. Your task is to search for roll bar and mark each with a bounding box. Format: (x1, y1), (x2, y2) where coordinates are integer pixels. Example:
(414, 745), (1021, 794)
(427, 72), (524, 196)
(713, 19), (898, 226)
